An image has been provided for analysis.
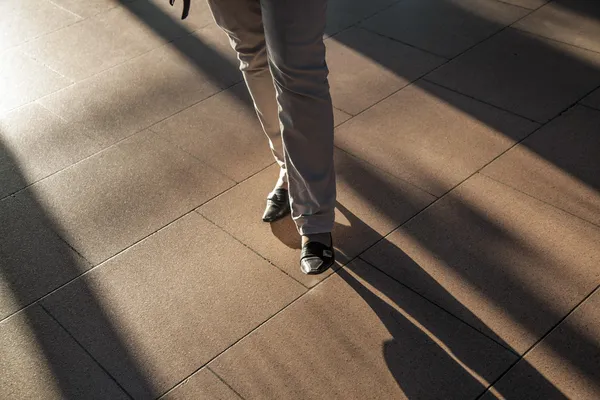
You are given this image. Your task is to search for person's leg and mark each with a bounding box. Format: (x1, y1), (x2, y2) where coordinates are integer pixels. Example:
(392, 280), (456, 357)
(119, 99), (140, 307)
(260, 0), (336, 238)
(207, 0), (287, 191)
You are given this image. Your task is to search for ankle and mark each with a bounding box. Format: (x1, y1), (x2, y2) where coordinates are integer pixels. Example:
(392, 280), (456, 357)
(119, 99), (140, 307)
(302, 233), (332, 246)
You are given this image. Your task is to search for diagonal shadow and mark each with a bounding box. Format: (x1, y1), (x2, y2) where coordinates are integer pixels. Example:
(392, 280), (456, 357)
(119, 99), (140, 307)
(334, 155), (599, 397)
(0, 138), (158, 398)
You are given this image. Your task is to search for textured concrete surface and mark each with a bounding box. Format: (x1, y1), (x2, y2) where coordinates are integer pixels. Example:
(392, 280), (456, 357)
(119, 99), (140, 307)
(1, 0), (599, 398)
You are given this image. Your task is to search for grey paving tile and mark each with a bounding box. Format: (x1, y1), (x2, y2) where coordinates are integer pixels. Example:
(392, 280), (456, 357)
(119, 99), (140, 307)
(326, 28), (445, 115)
(362, 174), (600, 354)
(581, 87), (600, 110)
(50, 0), (134, 19)
(28, 130), (234, 265)
(0, 50), (72, 115)
(39, 25), (240, 147)
(325, 0), (398, 37)
(0, 194), (91, 320)
(20, 5), (188, 81)
(0, 0), (81, 52)
(161, 368), (241, 400)
(482, 105), (600, 226)
(335, 81), (538, 197)
(0, 306), (128, 399)
(361, 0), (528, 58)
(42, 212), (305, 398)
(198, 150), (435, 287)
(514, 0), (600, 54)
(210, 259), (517, 400)
(426, 28), (600, 122)
(151, 84), (273, 182)
(0, 103), (102, 198)
(481, 288), (600, 400)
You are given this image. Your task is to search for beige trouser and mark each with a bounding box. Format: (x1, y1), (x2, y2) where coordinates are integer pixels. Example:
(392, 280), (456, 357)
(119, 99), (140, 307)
(207, 0), (336, 235)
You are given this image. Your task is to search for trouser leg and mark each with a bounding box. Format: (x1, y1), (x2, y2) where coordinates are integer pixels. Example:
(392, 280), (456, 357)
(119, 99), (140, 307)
(260, 0), (336, 235)
(208, 0), (336, 234)
(207, 0), (287, 188)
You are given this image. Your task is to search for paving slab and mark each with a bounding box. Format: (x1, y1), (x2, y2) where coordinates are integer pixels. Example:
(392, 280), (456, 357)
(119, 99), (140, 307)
(39, 24), (241, 147)
(0, 194), (91, 320)
(426, 28), (600, 122)
(209, 259), (517, 400)
(42, 212), (305, 399)
(513, 0), (600, 54)
(0, 50), (72, 116)
(335, 80), (538, 197)
(27, 130), (234, 265)
(198, 150), (434, 287)
(0, 103), (101, 198)
(362, 174), (600, 354)
(361, 0), (528, 58)
(325, 0), (398, 37)
(161, 368), (241, 400)
(150, 84), (273, 182)
(326, 28), (445, 115)
(481, 287), (600, 400)
(0, 305), (128, 399)
(20, 5), (188, 81)
(482, 105), (600, 226)
(0, 0), (81, 53)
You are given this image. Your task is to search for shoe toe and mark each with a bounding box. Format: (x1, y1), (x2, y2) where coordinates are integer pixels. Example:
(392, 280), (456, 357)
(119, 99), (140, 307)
(300, 257), (324, 274)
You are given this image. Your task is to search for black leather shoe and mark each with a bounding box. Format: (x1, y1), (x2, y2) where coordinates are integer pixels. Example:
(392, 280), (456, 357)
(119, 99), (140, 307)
(300, 234), (335, 275)
(262, 188), (291, 222)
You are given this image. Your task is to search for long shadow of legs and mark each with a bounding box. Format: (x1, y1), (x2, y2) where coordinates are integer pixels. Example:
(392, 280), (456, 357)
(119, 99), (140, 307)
(334, 151), (599, 396)
(0, 139), (157, 398)
(336, 264), (569, 399)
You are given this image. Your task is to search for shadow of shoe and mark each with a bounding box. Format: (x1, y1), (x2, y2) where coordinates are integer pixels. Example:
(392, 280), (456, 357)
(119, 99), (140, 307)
(269, 215), (301, 249)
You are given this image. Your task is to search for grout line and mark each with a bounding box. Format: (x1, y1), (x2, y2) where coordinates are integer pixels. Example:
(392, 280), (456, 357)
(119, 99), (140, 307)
(207, 367), (247, 400)
(356, 256), (520, 356)
(3, 8), (206, 116)
(510, 25), (600, 57)
(324, 0), (405, 40)
(47, 0), (89, 19)
(38, 304), (137, 400)
(481, 174), (600, 230)
(493, 0), (537, 11)
(420, 79), (542, 123)
(0, 8), (84, 55)
(0, 160), (279, 325)
(0, 79), (242, 203)
(15, 49), (75, 84)
(194, 211), (309, 289)
(475, 284), (600, 399)
(326, 6), (542, 139)
(357, 26), (451, 59)
(333, 145), (440, 199)
(579, 102), (600, 112)
(155, 269), (341, 398)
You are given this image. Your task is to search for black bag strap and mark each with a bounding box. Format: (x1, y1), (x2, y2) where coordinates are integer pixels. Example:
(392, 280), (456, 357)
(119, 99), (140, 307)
(169, 0), (191, 20)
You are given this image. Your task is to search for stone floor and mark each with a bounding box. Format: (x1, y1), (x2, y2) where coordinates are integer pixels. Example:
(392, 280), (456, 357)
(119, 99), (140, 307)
(1, 0), (599, 399)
